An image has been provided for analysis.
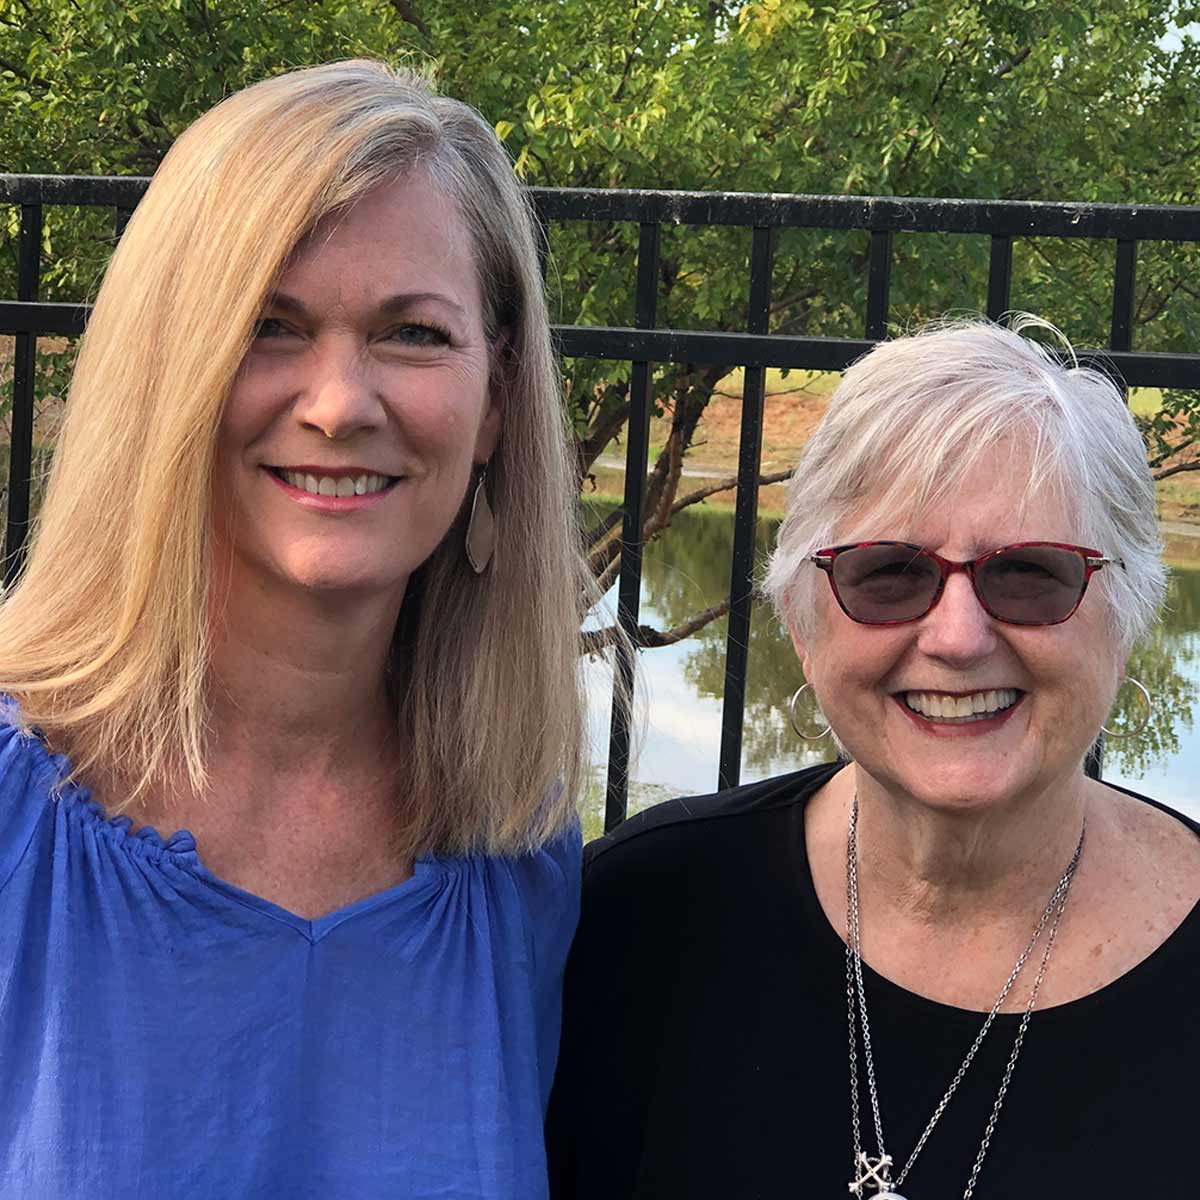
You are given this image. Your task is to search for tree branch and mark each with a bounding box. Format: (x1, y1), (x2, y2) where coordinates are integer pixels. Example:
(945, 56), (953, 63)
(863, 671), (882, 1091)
(580, 597), (732, 655)
(1154, 460), (1200, 482)
(669, 467), (792, 515)
(769, 284), (821, 316)
(582, 507), (624, 549)
(613, 3), (662, 103)
(576, 386), (632, 478)
(387, 0), (430, 38)
(595, 552), (622, 596)
(992, 46), (1032, 80)
(897, 56), (956, 180)
(195, 0), (221, 57)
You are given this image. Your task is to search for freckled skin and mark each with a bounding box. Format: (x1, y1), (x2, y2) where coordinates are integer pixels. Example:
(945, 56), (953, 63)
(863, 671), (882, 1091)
(129, 177), (507, 919)
(797, 458), (1200, 1013)
(212, 175), (502, 604)
(794, 462), (1122, 817)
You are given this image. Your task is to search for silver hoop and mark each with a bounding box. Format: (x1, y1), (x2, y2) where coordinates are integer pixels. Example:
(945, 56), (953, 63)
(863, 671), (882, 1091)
(1101, 676), (1153, 739)
(787, 683), (832, 741)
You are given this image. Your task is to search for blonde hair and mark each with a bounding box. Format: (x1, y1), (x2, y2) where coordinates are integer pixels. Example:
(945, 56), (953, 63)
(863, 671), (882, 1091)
(0, 61), (589, 855)
(764, 316), (1165, 653)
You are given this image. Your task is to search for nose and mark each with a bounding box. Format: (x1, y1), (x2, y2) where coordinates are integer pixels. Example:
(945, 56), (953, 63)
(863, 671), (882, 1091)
(293, 339), (387, 441)
(916, 571), (998, 665)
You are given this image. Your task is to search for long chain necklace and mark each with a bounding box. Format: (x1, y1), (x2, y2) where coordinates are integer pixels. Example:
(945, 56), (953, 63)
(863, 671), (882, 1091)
(845, 793), (1085, 1199)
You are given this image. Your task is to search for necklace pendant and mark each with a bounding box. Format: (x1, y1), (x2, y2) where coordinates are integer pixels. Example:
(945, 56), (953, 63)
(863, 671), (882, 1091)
(849, 1152), (906, 1198)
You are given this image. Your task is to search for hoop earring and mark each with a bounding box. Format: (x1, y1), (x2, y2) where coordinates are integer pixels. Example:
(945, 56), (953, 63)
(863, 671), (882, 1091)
(787, 683), (831, 741)
(465, 467), (496, 574)
(1102, 677), (1153, 739)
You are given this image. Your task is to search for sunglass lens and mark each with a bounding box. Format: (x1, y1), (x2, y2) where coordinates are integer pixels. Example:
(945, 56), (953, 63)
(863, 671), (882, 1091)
(975, 545), (1086, 624)
(831, 544), (941, 623)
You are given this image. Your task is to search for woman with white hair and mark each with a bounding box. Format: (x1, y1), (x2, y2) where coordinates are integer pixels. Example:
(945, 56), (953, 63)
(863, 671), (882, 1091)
(547, 319), (1200, 1198)
(0, 62), (589, 1197)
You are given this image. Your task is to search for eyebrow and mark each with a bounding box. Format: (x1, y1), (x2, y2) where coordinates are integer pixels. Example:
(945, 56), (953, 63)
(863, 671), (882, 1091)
(265, 291), (467, 319)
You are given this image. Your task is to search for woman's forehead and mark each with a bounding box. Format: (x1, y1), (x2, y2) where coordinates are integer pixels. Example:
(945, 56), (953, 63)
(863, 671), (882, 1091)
(833, 467), (1079, 552)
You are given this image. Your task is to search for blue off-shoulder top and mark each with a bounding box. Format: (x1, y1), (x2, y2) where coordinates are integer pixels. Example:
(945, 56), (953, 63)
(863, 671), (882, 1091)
(0, 705), (581, 1198)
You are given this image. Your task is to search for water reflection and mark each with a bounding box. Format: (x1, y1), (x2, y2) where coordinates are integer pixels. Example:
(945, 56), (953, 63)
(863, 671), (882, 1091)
(583, 502), (1200, 836)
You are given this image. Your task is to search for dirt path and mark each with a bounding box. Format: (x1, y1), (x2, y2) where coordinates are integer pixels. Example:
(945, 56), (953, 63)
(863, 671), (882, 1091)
(1160, 520), (1200, 540)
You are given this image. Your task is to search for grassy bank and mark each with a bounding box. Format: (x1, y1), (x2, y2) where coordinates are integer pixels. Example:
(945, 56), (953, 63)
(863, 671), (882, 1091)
(584, 372), (1200, 528)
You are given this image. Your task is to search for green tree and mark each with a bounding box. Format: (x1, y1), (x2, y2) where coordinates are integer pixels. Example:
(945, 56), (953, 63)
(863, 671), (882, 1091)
(3, 0), (1199, 645)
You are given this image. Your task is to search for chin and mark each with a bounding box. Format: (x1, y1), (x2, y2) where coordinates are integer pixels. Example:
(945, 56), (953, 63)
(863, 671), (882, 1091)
(274, 554), (410, 597)
(905, 780), (1019, 812)
(861, 748), (1037, 813)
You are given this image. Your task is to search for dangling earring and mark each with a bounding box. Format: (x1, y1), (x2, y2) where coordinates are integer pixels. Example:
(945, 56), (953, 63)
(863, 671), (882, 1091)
(1102, 677), (1153, 738)
(465, 466), (496, 574)
(787, 683), (832, 741)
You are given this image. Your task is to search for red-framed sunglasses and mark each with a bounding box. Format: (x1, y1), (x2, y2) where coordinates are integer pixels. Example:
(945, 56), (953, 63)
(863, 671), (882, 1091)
(809, 541), (1124, 627)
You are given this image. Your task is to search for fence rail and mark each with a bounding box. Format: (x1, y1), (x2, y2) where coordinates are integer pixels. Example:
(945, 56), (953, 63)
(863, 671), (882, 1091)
(5, 175), (1200, 825)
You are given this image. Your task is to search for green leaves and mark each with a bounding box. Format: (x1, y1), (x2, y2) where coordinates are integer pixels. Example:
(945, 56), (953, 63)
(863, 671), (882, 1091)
(2, 0), (1199, 588)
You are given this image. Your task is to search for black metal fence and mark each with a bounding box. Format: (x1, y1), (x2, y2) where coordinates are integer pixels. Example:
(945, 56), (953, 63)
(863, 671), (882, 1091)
(4, 176), (1200, 828)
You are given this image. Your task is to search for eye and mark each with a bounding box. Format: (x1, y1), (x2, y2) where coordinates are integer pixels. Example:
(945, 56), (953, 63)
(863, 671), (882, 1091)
(252, 317), (300, 340)
(383, 322), (453, 348)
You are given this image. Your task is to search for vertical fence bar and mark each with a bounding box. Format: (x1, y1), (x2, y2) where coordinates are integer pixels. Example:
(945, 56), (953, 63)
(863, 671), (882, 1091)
(5, 204), (43, 588)
(114, 206), (134, 239)
(1110, 238), (1137, 353)
(604, 221), (661, 830)
(1086, 237), (1138, 782)
(864, 228), (893, 341)
(986, 234), (1013, 321)
(716, 225), (777, 792)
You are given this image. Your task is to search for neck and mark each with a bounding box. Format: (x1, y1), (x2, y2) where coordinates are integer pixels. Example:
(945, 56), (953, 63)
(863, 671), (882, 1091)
(850, 765), (1089, 927)
(205, 566), (406, 774)
(109, 565), (419, 912)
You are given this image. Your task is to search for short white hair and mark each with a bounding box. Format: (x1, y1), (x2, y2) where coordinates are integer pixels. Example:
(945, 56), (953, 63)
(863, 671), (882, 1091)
(764, 316), (1165, 651)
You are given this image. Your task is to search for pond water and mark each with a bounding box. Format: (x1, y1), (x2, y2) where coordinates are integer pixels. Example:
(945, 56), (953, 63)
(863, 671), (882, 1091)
(581, 503), (1200, 838)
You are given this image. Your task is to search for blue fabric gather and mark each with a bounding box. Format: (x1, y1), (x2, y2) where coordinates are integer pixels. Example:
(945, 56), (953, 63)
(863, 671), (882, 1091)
(0, 703), (581, 1198)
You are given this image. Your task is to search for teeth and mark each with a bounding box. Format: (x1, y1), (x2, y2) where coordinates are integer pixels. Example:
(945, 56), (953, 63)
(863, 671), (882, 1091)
(278, 470), (392, 497)
(903, 688), (1018, 721)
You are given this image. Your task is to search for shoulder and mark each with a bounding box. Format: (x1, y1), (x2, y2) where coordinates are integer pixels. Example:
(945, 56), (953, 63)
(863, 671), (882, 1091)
(1100, 777), (1200, 835)
(482, 821), (582, 974)
(0, 700), (62, 893)
(584, 760), (839, 870)
(1097, 777), (1200, 872)
(504, 820), (583, 913)
(1095, 776), (1200, 905)
(1062, 778), (1200, 997)
(580, 762), (839, 917)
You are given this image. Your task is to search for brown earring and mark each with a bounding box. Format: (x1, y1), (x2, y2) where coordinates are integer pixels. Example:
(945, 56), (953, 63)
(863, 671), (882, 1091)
(465, 468), (496, 574)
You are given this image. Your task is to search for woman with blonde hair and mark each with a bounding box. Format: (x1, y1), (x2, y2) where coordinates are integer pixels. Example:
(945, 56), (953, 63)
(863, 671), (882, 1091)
(0, 61), (587, 1197)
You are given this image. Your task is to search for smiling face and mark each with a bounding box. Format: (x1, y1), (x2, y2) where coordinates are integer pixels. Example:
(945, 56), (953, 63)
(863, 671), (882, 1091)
(792, 454), (1126, 814)
(212, 174), (501, 603)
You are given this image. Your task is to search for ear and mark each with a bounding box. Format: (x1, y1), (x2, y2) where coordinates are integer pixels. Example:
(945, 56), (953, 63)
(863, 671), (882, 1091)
(474, 330), (510, 464)
(787, 620), (813, 682)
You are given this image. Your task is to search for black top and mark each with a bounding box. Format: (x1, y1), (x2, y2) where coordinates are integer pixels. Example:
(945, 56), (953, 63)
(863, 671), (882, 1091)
(546, 763), (1200, 1199)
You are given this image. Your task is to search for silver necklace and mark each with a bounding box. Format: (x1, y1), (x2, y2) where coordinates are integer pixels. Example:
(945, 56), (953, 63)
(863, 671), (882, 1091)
(845, 794), (1085, 1200)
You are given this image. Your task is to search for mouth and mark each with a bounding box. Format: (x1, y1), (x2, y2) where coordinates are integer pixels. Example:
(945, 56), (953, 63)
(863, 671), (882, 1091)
(899, 688), (1023, 724)
(268, 467), (401, 498)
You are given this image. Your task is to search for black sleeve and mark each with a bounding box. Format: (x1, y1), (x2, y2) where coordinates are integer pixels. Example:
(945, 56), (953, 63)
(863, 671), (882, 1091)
(545, 816), (699, 1199)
